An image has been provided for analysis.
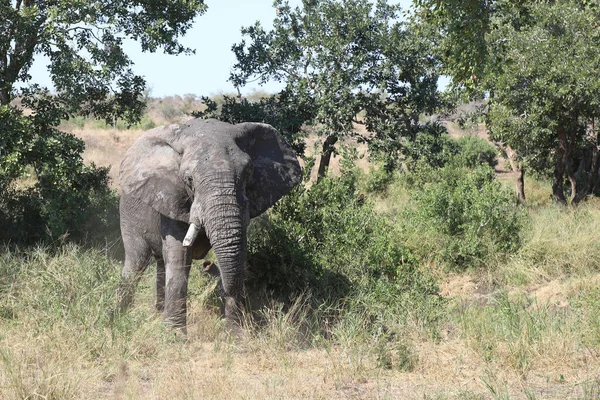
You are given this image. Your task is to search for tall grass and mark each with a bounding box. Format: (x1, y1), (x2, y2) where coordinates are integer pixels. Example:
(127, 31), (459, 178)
(456, 291), (581, 376)
(0, 243), (442, 398)
(371, 170), (600, 389)
(0, 245), (170, 399)
(497, 200), (600, 285)
(2, 172), (600, 397)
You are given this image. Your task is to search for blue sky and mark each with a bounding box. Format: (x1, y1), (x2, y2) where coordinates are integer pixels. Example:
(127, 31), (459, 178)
(29, 0), (415, 98)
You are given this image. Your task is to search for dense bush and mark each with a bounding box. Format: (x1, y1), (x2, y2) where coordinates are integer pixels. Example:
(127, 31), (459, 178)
(402, 123), (458, 170)
(362, 166), (397, 194)
(0, 107), (120, 246)
(246, 163), (445, 338)
(403, 125), (498, 172)
(405, 164), (524, 269)
(453, 135), (498, 169)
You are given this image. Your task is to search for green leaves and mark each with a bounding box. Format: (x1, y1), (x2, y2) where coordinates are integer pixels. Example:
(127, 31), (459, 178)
(1, 0), (207, 119)
(231, 0), (443, 170)
(0, 106), (119, 245)
(485, 1), (600, 192)
(408, 164), (524, 268)
(415, 0), (600, 201)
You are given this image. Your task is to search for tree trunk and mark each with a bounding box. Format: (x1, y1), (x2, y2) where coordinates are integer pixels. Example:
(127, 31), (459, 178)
(590, 148), (600, 195)
(0, 89), (9, 106)
(316, 135), (338, 181)
(566, 126), (580, 204)
(590, 118), (600, 195)
(504, 145), (526, 205)
(515, 167), (526, 205)
(552, 127), (568, 205)
(575, 119), (600, 202)
(572, 148), (593, 205)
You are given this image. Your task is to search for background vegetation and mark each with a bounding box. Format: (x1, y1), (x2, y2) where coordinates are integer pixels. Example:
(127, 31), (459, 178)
(2, 0), (600, 398)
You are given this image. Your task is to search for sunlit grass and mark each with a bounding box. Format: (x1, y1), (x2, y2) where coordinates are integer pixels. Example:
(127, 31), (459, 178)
(3, 171), (600, 398)
(496, 199), (600, 285)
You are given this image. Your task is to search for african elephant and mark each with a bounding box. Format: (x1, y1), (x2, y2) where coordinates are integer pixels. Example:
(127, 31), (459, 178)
(118, 118), (301, 331)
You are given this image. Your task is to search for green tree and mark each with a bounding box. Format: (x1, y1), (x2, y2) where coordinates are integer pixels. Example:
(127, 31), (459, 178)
(230, 0), (443, 176)
(414, 0), (600, 205)
(486, 1), (600, 205)
(0, 0), (207, 244)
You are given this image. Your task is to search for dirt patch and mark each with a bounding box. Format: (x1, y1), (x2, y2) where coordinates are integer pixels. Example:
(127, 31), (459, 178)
(439, 274), (483, 300)
(529, 280), (570, 308)
(91, 336), (598, 400)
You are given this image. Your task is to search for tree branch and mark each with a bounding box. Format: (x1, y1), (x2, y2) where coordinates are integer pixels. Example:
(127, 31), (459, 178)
(64, 25), (108, 44)
(5, 16), (44, 93)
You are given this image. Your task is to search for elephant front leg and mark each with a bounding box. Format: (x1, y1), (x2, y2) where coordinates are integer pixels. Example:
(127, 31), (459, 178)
(118, 237), (152, 311)
(161, 220), (193, 332)
(163, 248), (192, 331)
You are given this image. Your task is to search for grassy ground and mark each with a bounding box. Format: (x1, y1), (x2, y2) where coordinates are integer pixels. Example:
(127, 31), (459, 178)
(2, 185), (600, 399)
(1, 119), (599, 399)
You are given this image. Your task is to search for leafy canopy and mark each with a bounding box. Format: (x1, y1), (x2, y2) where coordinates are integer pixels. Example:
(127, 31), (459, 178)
(415, 0), (600, 202)
(487, 1), (600, 165)
(230, 0), (444, 171)
(1, 0), (206, 118)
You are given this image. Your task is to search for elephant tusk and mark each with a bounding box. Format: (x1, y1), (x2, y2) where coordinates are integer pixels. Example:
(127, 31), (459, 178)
(183, 224), (200, 247)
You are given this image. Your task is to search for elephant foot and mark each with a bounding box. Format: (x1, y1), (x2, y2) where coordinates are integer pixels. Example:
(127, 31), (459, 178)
(162, 322), (189, 340)
(163, 315), (188, 336)
(116, 283), (135, 312)
(222, 295), (243, 327)
(224, 318), (243, 339)
(163, 299), (188, 334)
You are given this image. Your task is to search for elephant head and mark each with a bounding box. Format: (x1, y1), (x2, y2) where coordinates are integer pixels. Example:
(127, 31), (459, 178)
(119, 118), (301, 321)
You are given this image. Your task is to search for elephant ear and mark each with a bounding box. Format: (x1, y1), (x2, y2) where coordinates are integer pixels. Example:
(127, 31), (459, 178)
(239, 123), (302, 218)
(119, 127), (191, 222)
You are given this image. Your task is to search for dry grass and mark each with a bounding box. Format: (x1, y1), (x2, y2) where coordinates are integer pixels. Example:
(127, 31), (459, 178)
(495, 199), (600, 286)
(2, 308), (598, 399)
(1, 244), (600, 400)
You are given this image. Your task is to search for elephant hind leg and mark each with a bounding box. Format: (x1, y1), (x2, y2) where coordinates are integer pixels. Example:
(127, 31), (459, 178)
(155, 256), (165, 312)
(118, 238), (153, 311)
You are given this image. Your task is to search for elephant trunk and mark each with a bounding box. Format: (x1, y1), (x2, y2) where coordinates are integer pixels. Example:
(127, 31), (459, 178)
(196, 188), (247, 323)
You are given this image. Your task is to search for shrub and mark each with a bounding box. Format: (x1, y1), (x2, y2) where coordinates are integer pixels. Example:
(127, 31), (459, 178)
(453, 135), (498, 169)
(246, 163), (446, 338)
(159, 102), (182, 123)
(363, 166), (396, 194)
(403, 123), (458, 170)
(406, 164), (524, 269)
(0, 107), (120, 246)
(135, 114), (156, 130)
(59, 115), (86, 130)
(402, 126), (497, 172)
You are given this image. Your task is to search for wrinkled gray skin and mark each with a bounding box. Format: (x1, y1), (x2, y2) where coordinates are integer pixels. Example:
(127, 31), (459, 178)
(118, 118), (301, 332)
